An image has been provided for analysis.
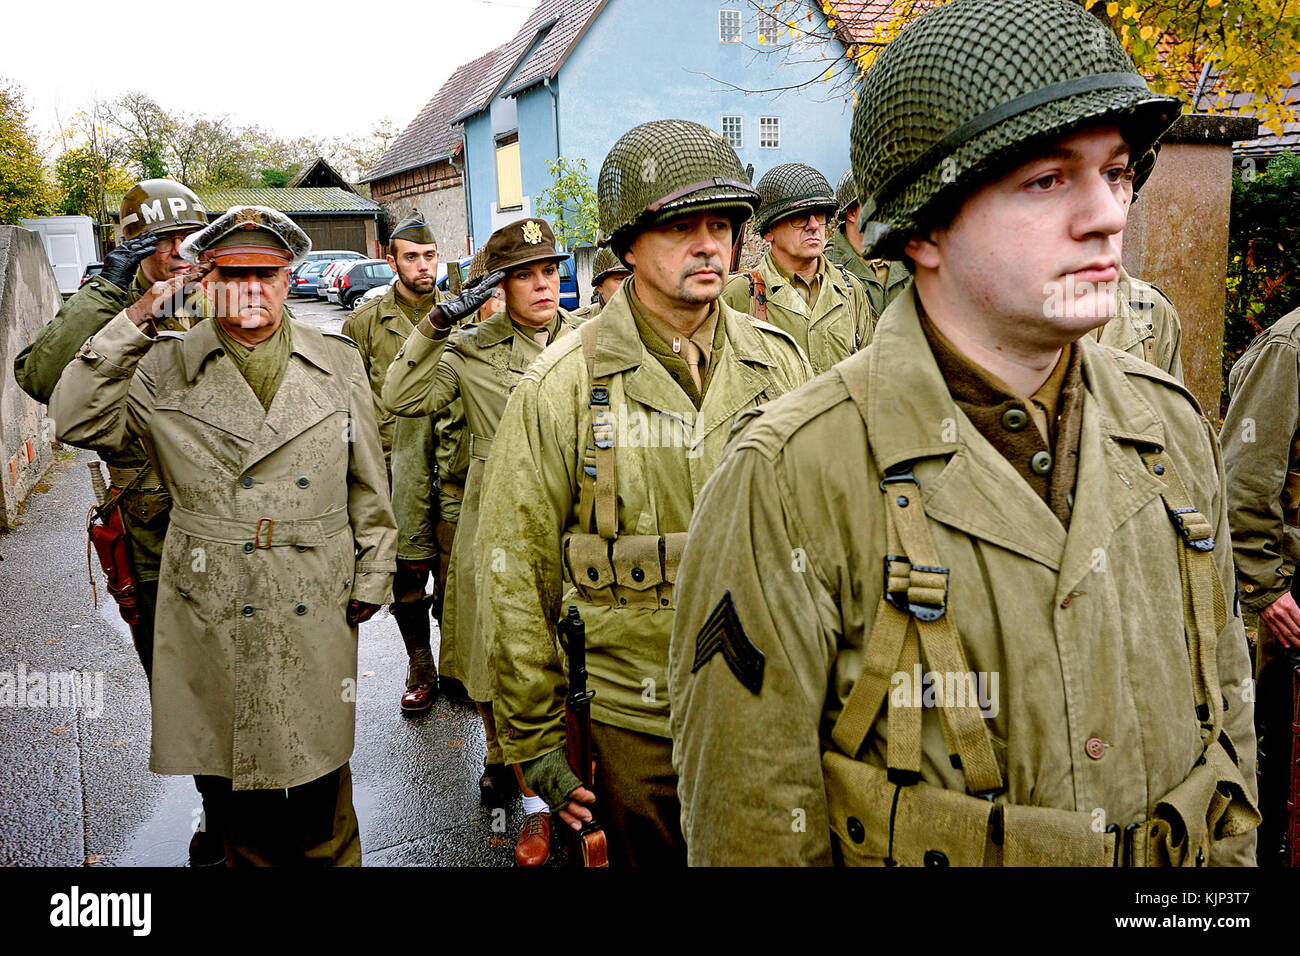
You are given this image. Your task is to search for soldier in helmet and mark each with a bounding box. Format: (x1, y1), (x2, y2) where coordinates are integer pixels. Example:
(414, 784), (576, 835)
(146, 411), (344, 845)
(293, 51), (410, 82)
(721, 163), (875, 373)
(383, 218), (582, 865)
(12, 178), (226, 865)
(572, 247), (632, 320)
(827, 169), (910, 315)
(669, 0), (1258, 866)
(343, 209), (448, 714)
(49, 205), (397, 866)
(472, 120), (813, 866)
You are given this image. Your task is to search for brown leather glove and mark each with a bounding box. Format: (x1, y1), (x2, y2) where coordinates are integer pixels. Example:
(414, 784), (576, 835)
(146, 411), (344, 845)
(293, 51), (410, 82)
(347, 600), (381, 626)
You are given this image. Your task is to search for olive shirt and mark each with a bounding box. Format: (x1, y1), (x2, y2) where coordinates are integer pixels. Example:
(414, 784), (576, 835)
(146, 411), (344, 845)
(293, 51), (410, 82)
(668, 287), (1257, 865)
(13, 269), (208, 581)
(1221, 306), (1300, 615)
(826, 229), (911, 315)
(721, 250), (875, 374)
(472, 280), (812, 808)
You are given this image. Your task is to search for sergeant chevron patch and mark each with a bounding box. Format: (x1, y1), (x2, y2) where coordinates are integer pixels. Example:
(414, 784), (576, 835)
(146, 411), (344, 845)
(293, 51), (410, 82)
(692, 591), (764, 694)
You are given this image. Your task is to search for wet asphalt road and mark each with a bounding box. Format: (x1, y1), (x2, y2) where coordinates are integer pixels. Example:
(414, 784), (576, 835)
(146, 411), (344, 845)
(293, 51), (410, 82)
(0, 292), (566, 867)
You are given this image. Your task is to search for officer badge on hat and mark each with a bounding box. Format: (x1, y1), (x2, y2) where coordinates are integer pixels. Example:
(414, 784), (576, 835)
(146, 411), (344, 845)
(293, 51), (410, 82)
(522, 220), (544, 245)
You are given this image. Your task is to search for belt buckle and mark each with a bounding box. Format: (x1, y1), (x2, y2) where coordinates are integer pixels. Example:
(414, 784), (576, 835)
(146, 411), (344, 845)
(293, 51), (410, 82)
(255, 516), (274, 549)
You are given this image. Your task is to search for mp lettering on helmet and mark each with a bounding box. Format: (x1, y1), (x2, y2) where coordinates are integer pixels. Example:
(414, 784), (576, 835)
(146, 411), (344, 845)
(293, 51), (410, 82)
(140, 200), (165, 225)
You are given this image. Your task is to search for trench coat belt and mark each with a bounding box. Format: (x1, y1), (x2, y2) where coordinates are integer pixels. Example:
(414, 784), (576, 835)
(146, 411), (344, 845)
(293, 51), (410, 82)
(439, 479), (465, 500)
(468, 433), (492, 462)
(168, 504), (350, 547)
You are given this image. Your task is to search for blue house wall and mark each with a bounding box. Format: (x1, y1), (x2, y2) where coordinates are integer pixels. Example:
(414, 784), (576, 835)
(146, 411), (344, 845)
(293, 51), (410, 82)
(464, 0), (854, 248)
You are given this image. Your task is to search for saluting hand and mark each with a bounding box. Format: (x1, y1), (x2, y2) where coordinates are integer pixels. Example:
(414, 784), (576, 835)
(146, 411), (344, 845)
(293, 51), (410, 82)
(125, 261), (213, 329)
(428, 270), (507, 330)
(99, 232), (160, 291)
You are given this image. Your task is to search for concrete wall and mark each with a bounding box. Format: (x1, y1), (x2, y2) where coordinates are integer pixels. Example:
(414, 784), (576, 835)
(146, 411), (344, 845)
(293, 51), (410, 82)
(464, 0), (853, 247)
(1123, 114), (1259, 417)
(0, 227), (58, 530)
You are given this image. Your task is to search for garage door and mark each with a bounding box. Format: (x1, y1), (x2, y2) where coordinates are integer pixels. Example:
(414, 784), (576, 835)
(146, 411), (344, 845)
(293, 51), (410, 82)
(292, 217), (368, 255)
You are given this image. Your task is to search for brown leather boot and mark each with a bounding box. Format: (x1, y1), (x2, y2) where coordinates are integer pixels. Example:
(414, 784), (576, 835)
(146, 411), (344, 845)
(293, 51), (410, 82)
(515, 811), (551, 867)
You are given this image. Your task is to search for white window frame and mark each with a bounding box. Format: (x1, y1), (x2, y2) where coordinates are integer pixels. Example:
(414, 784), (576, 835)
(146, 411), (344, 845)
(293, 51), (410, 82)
(759, 116), (781, 149)
(757, 10), (784, 44)
(718, 9), (742, 44)
(721, 115), (743, 149)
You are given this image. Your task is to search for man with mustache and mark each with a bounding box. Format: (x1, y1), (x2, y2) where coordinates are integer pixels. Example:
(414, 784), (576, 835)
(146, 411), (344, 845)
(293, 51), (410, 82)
(472, 120), (813, 866)
(49, 205), (397, 866)
(12, 178), (227, 865)
(669, 0), (1258, 866)
(722, 163), (875, 373)
(343, 210), (447, 715)
(383, 218), (579, 866)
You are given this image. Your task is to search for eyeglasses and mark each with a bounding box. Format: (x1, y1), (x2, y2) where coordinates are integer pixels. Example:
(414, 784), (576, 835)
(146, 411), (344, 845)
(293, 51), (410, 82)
(783, 211), (830, 230)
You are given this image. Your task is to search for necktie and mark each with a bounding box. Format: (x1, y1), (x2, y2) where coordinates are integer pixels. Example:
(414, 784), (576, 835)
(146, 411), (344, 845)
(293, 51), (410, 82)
(678, 336), (704, 392)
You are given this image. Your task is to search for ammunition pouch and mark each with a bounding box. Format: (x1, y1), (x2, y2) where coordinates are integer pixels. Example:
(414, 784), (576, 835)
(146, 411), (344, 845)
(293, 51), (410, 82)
(107, 463), (171, 524)
(823, 729), (1259, 867)
(562, 532), (686, 609)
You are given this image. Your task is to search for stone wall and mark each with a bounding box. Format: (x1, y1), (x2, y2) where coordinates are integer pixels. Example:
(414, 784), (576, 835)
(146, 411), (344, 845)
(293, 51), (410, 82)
(371, 160), (470, 260)
(1123, 113), (1259, 417)
(0, 227), (59, 530)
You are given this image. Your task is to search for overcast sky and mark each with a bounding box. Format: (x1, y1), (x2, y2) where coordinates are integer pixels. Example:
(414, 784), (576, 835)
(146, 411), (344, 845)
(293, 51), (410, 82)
(6, 0), (533, 146)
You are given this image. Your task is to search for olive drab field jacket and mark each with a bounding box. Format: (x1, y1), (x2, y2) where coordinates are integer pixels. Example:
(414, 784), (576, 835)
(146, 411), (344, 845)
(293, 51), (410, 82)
(1221, 306), (1300, 614)
(721, 251), (875, 374)
(669, 288), (1258, 866)
(474, 281), (812, 768)
(49, 312), (396, 790)
(381, 306), (581, 700)
(1097, 269), (1183, 379)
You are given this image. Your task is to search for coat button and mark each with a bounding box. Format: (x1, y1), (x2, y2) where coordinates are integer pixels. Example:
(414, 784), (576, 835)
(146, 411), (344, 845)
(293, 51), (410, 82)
(296, 604), (308, 615)
(1085, 736), (1106, 760)
(242, 605), (255, 617)
(630, 567), (645, 583)
(846, 816), (865, 844)
(587, 567), (599, 582)
(243, 542), (254, 553)
(1152, 463), (1165, 475)
(240, 476), (254, 488)
(1030, 451), (1053, 475)
(296, 476), (310, 488)
(1001, 407), (1029, 431)
(924, 850), (949, 867)
(296, 545), (308, 553)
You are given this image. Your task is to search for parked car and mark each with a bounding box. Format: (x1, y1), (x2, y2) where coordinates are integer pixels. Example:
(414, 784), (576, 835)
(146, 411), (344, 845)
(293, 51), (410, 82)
(432, 253), (579, 311)
(317, 260), (352, 302)
(337, 259), (395, 310)
(289, 259), (332, 297)
(352, 273), (398, 311)
(303, 249), (365, 264)
(78, 262), (104, 288)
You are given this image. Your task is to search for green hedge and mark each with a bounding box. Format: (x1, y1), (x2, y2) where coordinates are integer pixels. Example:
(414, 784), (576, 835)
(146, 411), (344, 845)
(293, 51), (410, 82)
(1224, 150), (1300, 414)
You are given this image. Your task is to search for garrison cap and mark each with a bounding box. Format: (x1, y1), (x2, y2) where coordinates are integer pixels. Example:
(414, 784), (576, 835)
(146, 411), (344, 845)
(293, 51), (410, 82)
(483, 218), (566, 275)
(390, 208), (438, 247)
(591, 246), (631, 285)
(180, 205), (312, 268)
(850, 0), (1182, 259)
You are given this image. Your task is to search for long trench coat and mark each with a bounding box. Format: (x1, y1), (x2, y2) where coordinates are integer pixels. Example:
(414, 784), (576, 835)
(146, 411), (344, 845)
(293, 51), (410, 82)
(382, 307), (578, 701)
(668, 287), (1257, 865)
(50, 312), (396, 790)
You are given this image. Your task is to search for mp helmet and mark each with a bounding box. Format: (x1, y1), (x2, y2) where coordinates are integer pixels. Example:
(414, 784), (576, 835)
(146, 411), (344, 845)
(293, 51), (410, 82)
(118, 179), (207, 241)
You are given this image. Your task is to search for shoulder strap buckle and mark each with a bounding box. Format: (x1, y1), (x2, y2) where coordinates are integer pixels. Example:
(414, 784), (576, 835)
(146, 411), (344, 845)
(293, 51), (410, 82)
(1169, 506), (1215, 551)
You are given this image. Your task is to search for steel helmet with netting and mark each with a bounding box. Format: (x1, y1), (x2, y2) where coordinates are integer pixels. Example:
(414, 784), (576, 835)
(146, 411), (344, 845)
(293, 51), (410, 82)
(752, 163), (839, 235)
(597, 119), (759, 259)
(850, 0), (1182, 259)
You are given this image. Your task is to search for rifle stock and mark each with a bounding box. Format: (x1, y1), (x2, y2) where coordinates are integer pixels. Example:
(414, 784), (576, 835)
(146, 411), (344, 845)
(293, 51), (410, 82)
(559, 605), (608, 867)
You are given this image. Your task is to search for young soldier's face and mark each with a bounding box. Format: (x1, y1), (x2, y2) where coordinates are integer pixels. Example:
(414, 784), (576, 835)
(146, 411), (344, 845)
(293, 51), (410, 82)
(906, 124), (1134, 348)
(624, 211), (732, 307)
(596, 273), (628, 306)
(502, 261), (560, 328)
(387, 238), (439, 297)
